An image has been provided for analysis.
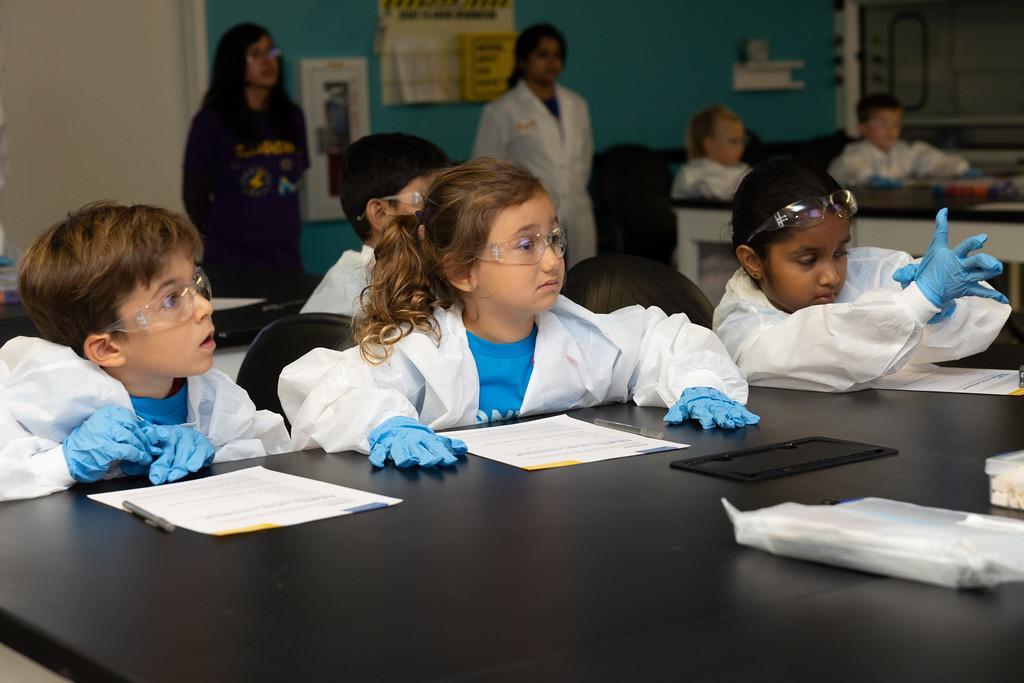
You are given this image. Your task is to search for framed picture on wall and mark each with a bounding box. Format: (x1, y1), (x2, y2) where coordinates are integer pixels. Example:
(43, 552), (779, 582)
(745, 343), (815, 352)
(299, 58), (370, 221)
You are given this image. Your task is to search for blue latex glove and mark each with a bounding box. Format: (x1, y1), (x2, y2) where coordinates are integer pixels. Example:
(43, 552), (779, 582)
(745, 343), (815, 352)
(891, 208), (1008, 309)
(891, 262), (956, 324)
(868, 175), (902, 190)
(961, 167), (985, 178)
(663, 387), (760, 430)
(142, 424), (216, 484)
(367, 416), (467, 468)
(62, 405), (157, 483)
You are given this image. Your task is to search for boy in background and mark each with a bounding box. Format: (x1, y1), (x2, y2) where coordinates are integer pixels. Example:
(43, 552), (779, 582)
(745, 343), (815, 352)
(829, 94), (975, 188)
(302, 133), (451, 316)
(0, 202), (289, 501)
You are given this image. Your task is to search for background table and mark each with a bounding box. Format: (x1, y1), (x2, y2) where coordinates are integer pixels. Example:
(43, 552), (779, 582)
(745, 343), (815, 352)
(1, 382), (1022, 682)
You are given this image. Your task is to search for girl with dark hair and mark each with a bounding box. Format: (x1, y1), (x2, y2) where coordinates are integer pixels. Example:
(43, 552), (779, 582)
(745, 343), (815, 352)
(472, 23), (597, 268)
(713, 159), (1009, 392)
(280, 158), (756, 469)
(183, 23), (308, 271)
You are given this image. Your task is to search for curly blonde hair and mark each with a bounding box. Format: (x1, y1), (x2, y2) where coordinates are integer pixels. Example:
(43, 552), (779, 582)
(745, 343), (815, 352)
(355, 157), (546, 363)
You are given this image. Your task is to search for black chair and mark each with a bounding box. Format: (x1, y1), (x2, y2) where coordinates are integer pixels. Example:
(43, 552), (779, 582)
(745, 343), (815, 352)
(562, 254), (715, 328)
(236, 313), (354, 423)
(592, 144), (676, 263)
(795, 130), (855, 175)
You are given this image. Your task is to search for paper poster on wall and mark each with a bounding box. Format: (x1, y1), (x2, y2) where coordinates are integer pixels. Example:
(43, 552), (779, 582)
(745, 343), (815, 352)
(377, 0), (514, 105)
(300, 58), (370, 221)
(460, 32), (517, 101)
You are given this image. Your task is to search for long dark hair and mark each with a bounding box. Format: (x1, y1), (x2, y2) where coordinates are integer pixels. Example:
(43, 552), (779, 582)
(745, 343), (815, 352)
(731, 159), (842, 256)
(507, 23), (567, 89)
(201, 23), (299, 144)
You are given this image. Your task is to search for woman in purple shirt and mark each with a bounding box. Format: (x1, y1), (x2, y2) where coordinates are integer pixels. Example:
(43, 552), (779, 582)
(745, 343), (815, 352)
(183, 23), (309, 271)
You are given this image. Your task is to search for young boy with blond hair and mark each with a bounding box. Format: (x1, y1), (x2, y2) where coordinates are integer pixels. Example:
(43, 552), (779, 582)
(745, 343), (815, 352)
(0, 202), (289, 501)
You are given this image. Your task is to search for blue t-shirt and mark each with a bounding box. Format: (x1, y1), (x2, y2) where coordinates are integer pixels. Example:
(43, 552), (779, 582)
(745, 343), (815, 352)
(467, 326), (538, 423)
(130, 382), (189, 426)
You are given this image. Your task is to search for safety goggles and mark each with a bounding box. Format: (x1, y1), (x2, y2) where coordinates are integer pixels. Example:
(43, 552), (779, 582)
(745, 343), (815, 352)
(102, 267), (212, 333)
(478, 227), (567, 266)
(246, 46), (282, 62)
(356, 191), (426, 222)
(747, 189), (858, 243)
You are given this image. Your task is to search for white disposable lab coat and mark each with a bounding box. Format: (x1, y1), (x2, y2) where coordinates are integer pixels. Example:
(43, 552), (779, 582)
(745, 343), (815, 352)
(828, 140), (969, 187)
(280, 295), (749, 453)
(0, 336), (291, 501)
(473, 81), (596, 268)
(712, 247), (1010, 392)
(671, 158), (751, 201)
(301, 245), (374, 317)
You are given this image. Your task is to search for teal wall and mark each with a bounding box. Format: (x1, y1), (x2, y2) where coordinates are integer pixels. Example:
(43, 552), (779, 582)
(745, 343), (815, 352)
(206, 0), (837, 273)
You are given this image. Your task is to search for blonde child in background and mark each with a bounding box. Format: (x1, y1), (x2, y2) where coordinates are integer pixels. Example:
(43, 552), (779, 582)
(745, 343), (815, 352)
(0, 203), (289, 501)
(280, 157), (758, 468)
(671, 105), (750, 201)
(672, 105), (750, 304)
(828, 94), (976, 189)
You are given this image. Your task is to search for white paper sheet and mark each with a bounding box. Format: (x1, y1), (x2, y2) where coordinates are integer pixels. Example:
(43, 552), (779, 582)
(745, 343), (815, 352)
(872, 364), (1023, 395)
(211, 297), (266, 311)
(89, 466), (402, 535)
(441, 415), (688, 470)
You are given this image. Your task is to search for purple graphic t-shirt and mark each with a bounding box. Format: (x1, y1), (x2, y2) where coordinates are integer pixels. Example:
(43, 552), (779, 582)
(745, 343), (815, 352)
(184, 105), (309, 270)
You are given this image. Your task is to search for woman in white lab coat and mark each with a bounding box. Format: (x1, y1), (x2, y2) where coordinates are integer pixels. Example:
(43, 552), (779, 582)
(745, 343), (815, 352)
(472, 23), (597, 268)
(713, 159), (1009, 393)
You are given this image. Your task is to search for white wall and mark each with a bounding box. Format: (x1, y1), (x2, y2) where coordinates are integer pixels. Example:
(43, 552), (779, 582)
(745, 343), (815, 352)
(0, 0), (206, 251)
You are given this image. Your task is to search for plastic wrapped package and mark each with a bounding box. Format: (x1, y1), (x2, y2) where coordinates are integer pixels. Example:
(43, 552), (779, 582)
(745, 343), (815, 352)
(723, 497), (1024, 589)
(986, 450), (1024, 510)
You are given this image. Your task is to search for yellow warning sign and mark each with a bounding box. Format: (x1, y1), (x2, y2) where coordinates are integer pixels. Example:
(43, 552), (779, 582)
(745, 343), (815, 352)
(460, 32), (517, 101)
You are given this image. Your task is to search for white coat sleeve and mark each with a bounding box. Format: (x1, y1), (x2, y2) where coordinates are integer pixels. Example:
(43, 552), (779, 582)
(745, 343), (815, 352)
(279, 347), (420, 454)
(913, 290), (1010, 363)
(601, 307), (749, 407)
(724, 284), (940, 392)
(0, 409), (76, 501)
(472, 104), (509, 159)
(211, 408), (292, 462)
(190, 371), (291, 462)
(670, 166), (694, 199)
(908, 142), (969, 179)
(828, 144), (876, 186)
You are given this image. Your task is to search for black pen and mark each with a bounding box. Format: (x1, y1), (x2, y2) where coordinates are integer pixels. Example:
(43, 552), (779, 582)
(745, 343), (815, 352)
(122, 500), (175, 533)
(593, 418), (665, 440)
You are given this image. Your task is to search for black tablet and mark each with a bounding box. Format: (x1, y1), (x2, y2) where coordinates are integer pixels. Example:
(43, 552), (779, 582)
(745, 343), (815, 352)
(669, 436), (897, 481)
